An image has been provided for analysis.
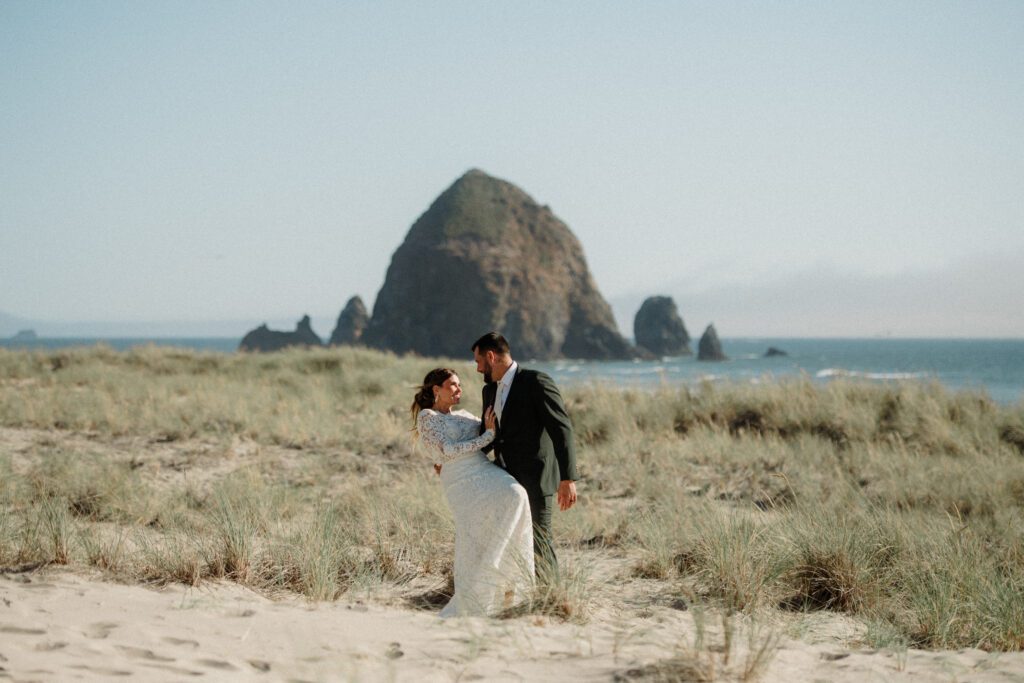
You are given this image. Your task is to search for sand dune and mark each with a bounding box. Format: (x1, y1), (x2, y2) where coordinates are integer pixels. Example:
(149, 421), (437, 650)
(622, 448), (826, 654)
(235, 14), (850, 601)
(3, 351), (1024, 682)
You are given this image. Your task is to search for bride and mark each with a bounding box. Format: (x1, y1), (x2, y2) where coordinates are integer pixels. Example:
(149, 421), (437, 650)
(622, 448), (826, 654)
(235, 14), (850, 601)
(412, 367), (534, 617)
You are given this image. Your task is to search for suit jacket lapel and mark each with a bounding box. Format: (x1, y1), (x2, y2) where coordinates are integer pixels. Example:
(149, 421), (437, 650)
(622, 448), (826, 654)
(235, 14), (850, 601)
(501, 369), (523, 426)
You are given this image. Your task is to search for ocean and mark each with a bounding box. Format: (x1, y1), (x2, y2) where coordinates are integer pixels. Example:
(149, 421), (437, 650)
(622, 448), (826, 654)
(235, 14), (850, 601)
(2, 337), (1022, 405)
(532, 338), (1024, 406)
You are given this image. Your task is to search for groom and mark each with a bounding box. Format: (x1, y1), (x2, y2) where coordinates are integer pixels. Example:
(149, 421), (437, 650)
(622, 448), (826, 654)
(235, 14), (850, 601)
(472, 332), (578, 577)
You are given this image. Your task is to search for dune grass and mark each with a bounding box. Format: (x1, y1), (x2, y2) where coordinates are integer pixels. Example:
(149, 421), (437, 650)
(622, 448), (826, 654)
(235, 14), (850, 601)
(1, 344), (1023, 650)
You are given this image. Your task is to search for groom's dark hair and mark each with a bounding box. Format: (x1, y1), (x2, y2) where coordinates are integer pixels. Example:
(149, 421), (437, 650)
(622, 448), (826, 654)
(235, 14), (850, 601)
(472, 332), (511, 356)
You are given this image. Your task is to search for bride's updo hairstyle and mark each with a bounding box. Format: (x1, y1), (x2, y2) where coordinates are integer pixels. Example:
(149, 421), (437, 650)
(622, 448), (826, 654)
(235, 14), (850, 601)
(410, 367), (456, 428)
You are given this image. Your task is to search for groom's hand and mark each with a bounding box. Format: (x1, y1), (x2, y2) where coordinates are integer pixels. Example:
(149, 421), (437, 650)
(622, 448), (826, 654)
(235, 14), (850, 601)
(557, 480), (577, 511)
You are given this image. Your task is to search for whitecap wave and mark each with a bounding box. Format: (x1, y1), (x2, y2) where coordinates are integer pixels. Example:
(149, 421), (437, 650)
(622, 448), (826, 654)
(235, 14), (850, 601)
(816, 368), (930, 381)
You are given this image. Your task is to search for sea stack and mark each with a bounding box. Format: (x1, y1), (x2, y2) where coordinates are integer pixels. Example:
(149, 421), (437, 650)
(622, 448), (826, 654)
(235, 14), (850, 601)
(329, 296), (369, 346)
(633, 296), (691, 357)
(697, 324), (727, 361)
(362, 169), (631, 359)
(239, 315), (323, 352)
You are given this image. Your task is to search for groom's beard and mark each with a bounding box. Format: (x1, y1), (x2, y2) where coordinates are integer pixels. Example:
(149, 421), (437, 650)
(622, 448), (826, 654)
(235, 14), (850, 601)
(483, 370), (493, 384)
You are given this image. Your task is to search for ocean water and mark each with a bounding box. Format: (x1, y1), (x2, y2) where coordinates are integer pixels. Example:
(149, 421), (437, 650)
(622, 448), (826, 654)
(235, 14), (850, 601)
(533, 338), (1024, 405)
(2, 337), (1022, 405)
(0, 337), (240, 353)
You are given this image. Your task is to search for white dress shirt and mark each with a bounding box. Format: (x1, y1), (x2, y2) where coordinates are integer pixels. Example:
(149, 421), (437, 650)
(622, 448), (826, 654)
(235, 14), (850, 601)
(494, 361), (518, 422)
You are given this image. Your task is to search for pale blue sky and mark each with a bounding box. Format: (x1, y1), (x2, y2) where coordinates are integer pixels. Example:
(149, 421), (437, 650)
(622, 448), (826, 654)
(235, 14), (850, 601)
(2, 1), (1022, 337)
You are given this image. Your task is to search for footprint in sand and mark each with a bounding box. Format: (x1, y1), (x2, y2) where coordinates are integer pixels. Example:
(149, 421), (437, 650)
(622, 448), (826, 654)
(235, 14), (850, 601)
(115, 645), (176, 662)
(140, 662), (205, 676)
(162, 636), (200, 649)
(820, 652), (851, 661)
(83, 621), (120, 639)
(33, 641), (68, 651)
(196, 658), (238, 671)
(69, 664), (133, 676)
(20, 582), (57, 591)
(0, 624), (46, 635)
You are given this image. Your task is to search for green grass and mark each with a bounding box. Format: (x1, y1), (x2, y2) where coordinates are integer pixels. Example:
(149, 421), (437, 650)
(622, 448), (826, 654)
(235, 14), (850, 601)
(1, 345), (1023, 651)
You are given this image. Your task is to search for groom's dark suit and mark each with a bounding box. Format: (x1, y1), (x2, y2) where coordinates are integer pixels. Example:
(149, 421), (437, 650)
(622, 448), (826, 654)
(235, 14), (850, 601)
(482, 368), (577, 574)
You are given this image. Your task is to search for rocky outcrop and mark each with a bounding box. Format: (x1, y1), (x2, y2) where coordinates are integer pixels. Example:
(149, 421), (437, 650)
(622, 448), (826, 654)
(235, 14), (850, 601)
(362, 169), (631, 360)
(239, 315), (323, 352)
(10, 329), (37, 341)
(764, 346), (788, 357)
(329, 296), (369, 346)
(697, 324), (727, 361)
(633, 296), (691, 356)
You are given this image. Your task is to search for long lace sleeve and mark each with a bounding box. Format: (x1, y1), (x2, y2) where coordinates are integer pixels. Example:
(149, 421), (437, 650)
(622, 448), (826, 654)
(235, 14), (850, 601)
(418, 410), (495, 463)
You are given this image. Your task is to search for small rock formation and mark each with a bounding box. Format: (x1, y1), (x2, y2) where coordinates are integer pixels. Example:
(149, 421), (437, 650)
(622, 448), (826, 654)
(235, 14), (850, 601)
(239, 315), (323, 352)
(697, 324), (727, 361)
(10, 329), (37, 341)
(329, 296), (369, 346)
(633, 296), (691, 357)
(363, 169), (631, 359)
(764, 347), (788, 357)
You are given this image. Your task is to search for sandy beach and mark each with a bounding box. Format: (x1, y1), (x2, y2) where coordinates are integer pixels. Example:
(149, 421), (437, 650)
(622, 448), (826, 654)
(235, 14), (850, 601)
(3, 565), (1023, 682)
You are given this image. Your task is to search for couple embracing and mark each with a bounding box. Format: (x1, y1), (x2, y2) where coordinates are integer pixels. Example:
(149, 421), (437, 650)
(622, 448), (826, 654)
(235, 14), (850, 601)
(411, 332), (578, 618)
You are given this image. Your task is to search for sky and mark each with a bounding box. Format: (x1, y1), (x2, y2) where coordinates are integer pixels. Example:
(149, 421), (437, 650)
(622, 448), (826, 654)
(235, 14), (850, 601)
(2, 1), (1022, 338)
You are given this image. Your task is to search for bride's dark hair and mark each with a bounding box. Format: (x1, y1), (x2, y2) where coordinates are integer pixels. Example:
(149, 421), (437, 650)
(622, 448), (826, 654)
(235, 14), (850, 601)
(410, 367), (456, 429)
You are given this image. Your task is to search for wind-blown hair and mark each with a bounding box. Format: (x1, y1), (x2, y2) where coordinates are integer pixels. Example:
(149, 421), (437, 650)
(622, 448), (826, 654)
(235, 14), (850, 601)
(410, 367), (457, 430)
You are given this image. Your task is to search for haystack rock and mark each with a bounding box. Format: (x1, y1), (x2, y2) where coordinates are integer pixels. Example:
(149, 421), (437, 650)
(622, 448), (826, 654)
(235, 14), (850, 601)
(363, 169), (631, 360)
(764, 346), (788, 357)
(239, 315), (323, 352)
(633, 296), (691, 357)
(697, 324), (727, 361)
(329, 296), (369, 346)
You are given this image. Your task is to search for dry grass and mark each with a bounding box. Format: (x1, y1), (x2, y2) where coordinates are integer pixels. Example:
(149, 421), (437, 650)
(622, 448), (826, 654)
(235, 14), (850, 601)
(614, 610), (780, 682)
(1, 345), (1023, 652)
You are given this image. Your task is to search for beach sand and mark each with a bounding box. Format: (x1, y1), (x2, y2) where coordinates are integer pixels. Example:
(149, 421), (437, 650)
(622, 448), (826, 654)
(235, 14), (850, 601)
(3, 566), (1022, 682)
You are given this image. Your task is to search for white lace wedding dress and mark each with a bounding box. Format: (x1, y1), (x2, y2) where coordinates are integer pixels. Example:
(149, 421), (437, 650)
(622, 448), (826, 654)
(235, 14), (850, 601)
(417, 408), (534, 617)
